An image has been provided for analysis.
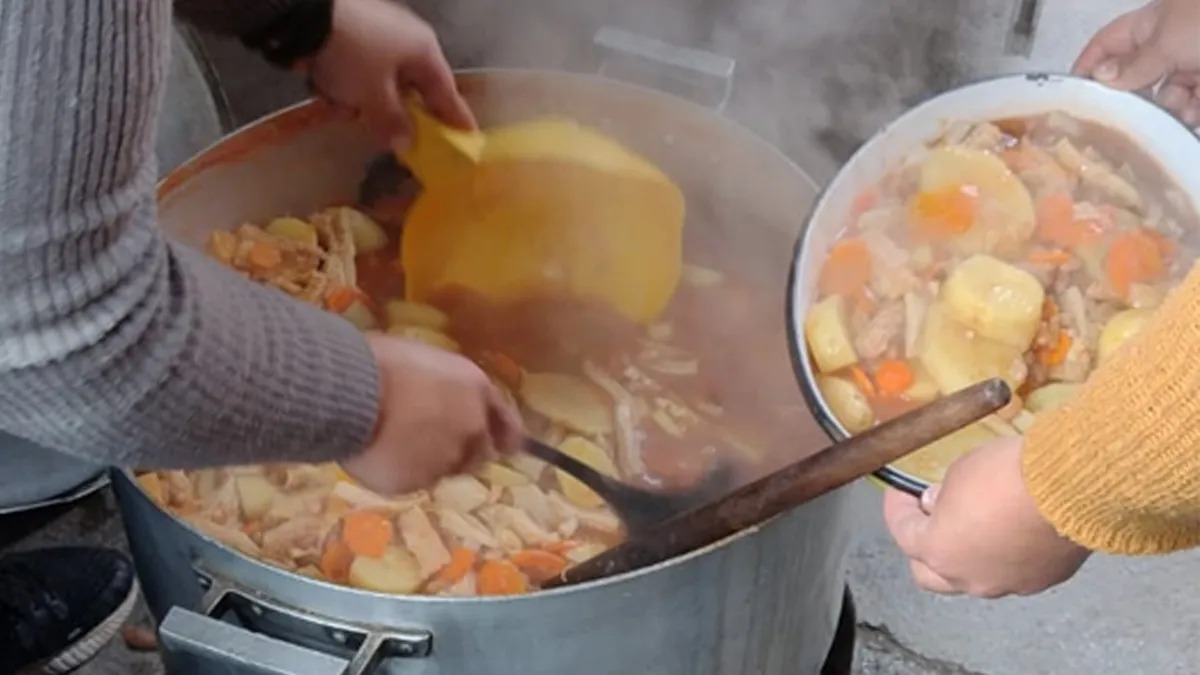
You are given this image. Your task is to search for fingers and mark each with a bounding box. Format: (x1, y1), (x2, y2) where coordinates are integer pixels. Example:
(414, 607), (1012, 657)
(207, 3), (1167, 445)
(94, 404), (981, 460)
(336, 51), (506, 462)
(484, 386), (524, 454)
(405, 43), (477, 130)
(1159, 72), (1200, 125)
(909, 559), (961, 595)
(1105, 45), (1173, 91)
(363, 74), (412, 142)
(1072, 5), (1158, 77)
(882, 488), (929, 559)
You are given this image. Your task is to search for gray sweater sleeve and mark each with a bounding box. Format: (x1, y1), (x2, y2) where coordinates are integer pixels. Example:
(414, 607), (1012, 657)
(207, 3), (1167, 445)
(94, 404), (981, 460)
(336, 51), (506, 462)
(0, 0), (381, 469)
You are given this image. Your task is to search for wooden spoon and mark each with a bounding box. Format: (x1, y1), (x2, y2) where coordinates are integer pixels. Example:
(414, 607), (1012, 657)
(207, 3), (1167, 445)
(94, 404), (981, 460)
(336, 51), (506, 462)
(543, 378), (1011, 588)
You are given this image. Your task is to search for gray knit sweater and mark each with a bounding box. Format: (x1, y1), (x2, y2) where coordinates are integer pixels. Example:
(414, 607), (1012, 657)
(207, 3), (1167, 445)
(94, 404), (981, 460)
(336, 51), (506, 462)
(0, 0), (380, 469)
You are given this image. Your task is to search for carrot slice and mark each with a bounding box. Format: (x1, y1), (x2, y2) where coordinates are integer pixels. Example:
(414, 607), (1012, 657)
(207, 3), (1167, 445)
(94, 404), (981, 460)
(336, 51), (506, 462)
(246, 241), (282, 270)
(511, 549), (569, 583)
(1035, 194), (1103, 248)
(849, 187), (880, 220)
(818, 238), (873, 297)
(1039, 330), (1072, 366)
(542, 540), (578, 555)
(874, 360), (915, 397)
(1106, 230), (1166, 299)
(341, 511), (393, 558)
(481, 351), (523, 388)
(909, 185), (978, 238)
(319, 539), (355, 583)
(325, 286), (362, 313)
(433, 547), (477, 586)
(848, 366), (877, 398)
(478, 559), (528, 596)
(1027, 249), (1073, 266)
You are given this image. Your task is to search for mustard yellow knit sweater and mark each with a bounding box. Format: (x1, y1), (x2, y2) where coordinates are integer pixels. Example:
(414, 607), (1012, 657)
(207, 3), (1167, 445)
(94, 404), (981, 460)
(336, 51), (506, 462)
(1024, 262), (1200, 555)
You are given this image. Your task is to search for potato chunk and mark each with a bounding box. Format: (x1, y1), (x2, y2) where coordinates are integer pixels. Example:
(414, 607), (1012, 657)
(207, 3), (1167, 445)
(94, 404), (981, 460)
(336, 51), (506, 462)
(917, 304), (1026, 395)
(805, 294), (859, 373)
(1098, 308), (1152, 363)
(816, 374), (874, 434)
(940, 254), (1045, 349)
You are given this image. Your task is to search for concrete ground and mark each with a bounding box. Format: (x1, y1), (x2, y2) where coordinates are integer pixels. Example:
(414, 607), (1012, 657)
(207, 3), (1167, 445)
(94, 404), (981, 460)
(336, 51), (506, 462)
(7, 0), (1199, 673)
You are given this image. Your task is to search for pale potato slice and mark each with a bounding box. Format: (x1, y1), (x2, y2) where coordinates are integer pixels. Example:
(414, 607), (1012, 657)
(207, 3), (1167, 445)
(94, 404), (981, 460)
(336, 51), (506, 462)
(475, 461), (531, 488)
(940, 255), (1045, 349)
(387, 325), (460, 352)
(816, 375), (874, 434)
(1025, 383), (1082, 415)
(234, 474), (277, 521)
(903, 363), (941, 404)
(347, 547), (422, 594)
(334, 207), (389, 254)
(384, 300), (450, 331)
(137, 473), (165, 505)
(892, 422), (996, 483)
(265, 217), (318, 246)
(1098, 308), (1153, 363)
(918, 304), (1026, 395)
(341, 300), (378, 332)
(804, 294), (859, 373)
(519, 373), (612, 434)
(555, 436), (618, 508)
(919, 146), (1036, 256)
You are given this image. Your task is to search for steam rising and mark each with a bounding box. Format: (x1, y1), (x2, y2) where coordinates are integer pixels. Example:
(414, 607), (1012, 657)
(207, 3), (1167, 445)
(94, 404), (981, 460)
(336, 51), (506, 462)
(410, 0), (975, 181)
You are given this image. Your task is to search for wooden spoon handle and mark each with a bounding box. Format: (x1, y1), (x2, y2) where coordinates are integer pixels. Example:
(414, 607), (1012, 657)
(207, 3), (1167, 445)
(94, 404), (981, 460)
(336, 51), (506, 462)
(548, 378), (1011, 588)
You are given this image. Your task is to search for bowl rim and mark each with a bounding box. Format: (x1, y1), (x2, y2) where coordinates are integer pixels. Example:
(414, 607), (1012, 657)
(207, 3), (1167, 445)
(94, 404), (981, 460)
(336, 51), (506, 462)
(786, 71), (1200, 497)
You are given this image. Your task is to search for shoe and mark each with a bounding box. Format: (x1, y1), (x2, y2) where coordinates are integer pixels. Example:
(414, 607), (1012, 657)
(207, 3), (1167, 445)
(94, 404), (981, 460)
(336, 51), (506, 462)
(0, 547), (138, 674)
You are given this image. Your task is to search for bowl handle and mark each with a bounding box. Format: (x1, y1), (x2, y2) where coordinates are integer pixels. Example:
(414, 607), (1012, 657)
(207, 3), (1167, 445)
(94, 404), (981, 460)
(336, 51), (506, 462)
(592, 26), (736, 113)
(157, 572), (433, 675)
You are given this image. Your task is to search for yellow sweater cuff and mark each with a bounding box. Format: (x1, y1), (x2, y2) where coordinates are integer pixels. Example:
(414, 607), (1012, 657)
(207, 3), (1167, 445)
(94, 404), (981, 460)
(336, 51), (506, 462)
(1023, 262), (1200, 555)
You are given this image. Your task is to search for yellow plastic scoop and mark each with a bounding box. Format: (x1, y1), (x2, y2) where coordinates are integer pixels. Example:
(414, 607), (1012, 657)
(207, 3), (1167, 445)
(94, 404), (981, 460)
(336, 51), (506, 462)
(396, 101), (685, 324)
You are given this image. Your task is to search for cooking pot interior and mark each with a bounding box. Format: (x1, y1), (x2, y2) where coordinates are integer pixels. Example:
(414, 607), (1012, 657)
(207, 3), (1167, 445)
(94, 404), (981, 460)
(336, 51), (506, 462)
(161, 69), (828, 476)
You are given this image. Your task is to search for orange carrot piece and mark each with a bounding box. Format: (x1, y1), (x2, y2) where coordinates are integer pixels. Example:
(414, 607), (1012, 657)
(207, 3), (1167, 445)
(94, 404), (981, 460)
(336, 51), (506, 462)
(849, 187), (881, 219)
(1039, 330), (1072, 366)
(319, 539), (355, 582)
(341, 511), (393, 558)
(324, 286), (361, 313)
(874, 360), (915, 397)
(542, 540), (578, 555)
(246, 241), (282, 270)
(818, 238), (873, 297)
(1035, 193), (1104, 248)
(433, 547), (477, 586)
(848, 366), (877, 398)
(909, 185), (978, 238)
(478, 559), (528, 596)
(1027, 249), (1073, 266)
(511, 549), (569, 583)
(482, 351), (523, 388)
(1106, 230), (1166, 299)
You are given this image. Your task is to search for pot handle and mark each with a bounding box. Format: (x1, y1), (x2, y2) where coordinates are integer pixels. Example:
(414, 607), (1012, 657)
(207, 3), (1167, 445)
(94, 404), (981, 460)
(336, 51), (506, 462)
(157, 574), (432, 675)
(592, 26), (736, 113)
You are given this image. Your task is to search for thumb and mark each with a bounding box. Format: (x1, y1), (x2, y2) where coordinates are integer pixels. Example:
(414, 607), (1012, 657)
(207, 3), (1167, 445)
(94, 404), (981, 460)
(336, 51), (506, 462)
(1102, 46), (1173, 91)
(882, 488), (931, 559)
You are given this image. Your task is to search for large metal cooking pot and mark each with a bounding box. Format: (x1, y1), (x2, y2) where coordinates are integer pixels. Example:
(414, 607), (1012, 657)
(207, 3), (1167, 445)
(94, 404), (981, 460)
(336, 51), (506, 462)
(115, 30), (854, 675)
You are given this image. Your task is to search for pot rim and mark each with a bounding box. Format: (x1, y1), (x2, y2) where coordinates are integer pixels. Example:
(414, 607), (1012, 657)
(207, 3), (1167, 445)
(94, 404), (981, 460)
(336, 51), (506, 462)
(785, 71), (1200, 498)
(150, 66), (826, 602)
